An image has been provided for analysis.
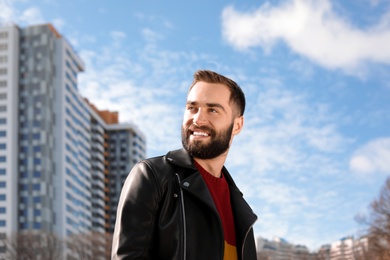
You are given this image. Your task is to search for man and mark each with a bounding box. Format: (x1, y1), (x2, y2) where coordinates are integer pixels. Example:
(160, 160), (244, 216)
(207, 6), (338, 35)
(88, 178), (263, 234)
(112, 70), (258, 260)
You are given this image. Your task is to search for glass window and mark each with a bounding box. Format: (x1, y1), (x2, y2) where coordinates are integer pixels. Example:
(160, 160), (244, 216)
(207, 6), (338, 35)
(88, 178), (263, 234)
(33, 158), (41, 165)
(32, 184), (40, 191)
(34, 222), (41, 229)
(20, 222), (28, 229)
(0, 169), (5, 175)
(0, 207), (5, 214)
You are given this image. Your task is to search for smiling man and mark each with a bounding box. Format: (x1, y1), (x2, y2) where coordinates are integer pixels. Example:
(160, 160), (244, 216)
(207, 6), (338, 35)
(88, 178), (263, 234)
(112, 70), (258, 260)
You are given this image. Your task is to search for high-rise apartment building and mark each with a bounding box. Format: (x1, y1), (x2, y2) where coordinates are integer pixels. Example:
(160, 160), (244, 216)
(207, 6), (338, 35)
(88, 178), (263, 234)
(0, 23), (146, 258)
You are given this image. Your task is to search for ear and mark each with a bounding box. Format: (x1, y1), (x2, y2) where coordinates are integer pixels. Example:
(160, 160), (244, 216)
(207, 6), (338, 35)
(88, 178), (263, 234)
(232, 116), (244, 135)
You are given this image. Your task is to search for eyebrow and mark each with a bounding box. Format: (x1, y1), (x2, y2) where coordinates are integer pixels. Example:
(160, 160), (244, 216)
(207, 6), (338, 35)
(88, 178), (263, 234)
(186, 101), (226, 112)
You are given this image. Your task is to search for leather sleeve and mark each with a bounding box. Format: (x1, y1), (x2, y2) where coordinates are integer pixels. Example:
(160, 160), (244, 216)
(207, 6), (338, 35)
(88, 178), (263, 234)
(111, 161), (162, 259)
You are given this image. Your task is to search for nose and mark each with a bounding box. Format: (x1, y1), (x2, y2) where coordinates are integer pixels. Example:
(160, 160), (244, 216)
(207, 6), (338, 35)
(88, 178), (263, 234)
(192, 109), (207, 126)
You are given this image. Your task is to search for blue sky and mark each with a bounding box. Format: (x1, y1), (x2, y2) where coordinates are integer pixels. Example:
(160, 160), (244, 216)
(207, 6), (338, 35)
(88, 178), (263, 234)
(2, 0), (390, 251)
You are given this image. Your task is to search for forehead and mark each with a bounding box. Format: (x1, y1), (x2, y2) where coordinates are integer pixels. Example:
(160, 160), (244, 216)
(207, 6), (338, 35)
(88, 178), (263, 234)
(187, 81), (231, 104)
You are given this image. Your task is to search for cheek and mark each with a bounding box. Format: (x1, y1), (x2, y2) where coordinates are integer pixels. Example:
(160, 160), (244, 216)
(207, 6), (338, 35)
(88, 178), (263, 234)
(182, 113), (193, 125)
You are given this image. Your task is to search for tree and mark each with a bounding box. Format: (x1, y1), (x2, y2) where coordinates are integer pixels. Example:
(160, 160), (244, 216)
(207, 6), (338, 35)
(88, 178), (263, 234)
(356, 176), (390, 260)
(2, 231), (64, 260)
(66, 232), (112, 260)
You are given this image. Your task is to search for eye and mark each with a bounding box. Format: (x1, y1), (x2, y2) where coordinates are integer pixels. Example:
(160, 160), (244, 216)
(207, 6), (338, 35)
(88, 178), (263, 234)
(209, 108), (218, 113)
(187, 106), (197, 112)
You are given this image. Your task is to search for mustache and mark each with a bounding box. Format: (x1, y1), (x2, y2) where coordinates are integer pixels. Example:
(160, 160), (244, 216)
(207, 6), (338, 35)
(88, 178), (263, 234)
(187, 124), (213, 132)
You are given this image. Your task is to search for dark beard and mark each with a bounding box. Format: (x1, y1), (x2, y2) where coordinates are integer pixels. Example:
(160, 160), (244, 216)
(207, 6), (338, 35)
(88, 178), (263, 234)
(181, 123), (233, 159)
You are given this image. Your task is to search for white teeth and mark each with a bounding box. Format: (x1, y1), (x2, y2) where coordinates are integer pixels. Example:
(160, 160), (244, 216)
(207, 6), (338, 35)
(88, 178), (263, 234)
(193, 131), (209, 137)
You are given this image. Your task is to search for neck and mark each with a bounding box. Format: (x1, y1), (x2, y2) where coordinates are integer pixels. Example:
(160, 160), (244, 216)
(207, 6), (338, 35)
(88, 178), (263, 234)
(194, 153), (227, 178)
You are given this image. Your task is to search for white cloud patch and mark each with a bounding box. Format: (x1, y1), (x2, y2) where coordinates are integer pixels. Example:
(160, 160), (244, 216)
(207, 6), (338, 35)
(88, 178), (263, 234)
(221, 0), (390, 73)
(0, 0), (15, 23)
(20, 7), (44, 24)
(141, 27), (164, 42)
(0, 0), (45, 26)
(350, 137), (390, 174)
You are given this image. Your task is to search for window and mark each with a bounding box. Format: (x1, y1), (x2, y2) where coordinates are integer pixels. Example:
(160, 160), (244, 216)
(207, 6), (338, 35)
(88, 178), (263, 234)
(0, 44), (7, 51)
(34, 209), (41, 216)
(33, 171), (41, 178)
(34, 222), (41, 229)
(0, 131), (5, 137)
(0, 220), (5, 227)
(32, 183), (40, 191)
(0, 169), (5, 175)
(0, 194), (5, 201)
(20, 159), (27, 165)
(0, 32), (8, 39)
(20, 222), (28, 229)
(0, 207), (5, 214)
(0, 81), (6, 88)
(0, 69), (7, 75)
(0, 156), (5, 163)
(0, 182), (5, 188)
(20, 197), (28, 204)
(0, 143), (5, 149)
(33, 158), (41, 165)
(33, 133), (40, 140)
(0, 118), (5, 124)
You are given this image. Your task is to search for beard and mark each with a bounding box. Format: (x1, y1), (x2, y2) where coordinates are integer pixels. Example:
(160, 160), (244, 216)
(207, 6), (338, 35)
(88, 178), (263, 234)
(181, 122), (233, 159)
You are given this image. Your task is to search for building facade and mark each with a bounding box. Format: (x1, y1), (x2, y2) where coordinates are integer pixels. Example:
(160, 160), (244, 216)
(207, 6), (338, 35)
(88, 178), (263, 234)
(256, 236), (312, 260)
(0, 23), (146, 258)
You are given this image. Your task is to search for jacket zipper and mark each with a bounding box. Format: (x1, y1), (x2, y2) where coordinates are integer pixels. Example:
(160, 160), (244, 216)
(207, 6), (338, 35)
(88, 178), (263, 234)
(175, 173), (187, 260)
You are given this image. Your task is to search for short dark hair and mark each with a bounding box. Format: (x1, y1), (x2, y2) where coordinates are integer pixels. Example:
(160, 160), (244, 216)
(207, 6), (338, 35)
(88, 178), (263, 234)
(189, 70), (246, 117)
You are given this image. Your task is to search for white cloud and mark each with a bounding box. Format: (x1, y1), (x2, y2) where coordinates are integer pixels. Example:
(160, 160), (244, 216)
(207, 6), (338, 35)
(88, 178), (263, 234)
(0, 1), (45, 26)
(221, 0), (390, 72)
(20, 7), (44, 24)
(349, 137), (390, 174)
(229, 84), (347, 175)
(141, 28), (164, 42)
(0, 0), (15, 23)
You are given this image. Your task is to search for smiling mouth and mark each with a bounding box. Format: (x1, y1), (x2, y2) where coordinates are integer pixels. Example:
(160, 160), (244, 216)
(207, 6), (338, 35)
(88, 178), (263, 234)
(192, 131), (210, 137)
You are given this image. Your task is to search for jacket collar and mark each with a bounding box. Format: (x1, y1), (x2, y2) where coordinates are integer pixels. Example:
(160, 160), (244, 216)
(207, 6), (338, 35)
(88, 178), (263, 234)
(164, 148), (240, 192)
(165, 148), (196, 170)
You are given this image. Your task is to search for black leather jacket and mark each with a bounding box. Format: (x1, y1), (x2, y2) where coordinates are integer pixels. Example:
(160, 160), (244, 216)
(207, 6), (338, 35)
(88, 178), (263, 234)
(112, 148), (258, 260)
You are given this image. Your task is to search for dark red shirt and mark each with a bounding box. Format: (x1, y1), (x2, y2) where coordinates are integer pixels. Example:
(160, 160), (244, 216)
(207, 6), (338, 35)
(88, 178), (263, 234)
(195, 161), (238, 260)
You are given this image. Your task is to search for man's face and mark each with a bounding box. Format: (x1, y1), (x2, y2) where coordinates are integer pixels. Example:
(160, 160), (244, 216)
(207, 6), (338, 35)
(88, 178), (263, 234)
(181, 81), (242, 159)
